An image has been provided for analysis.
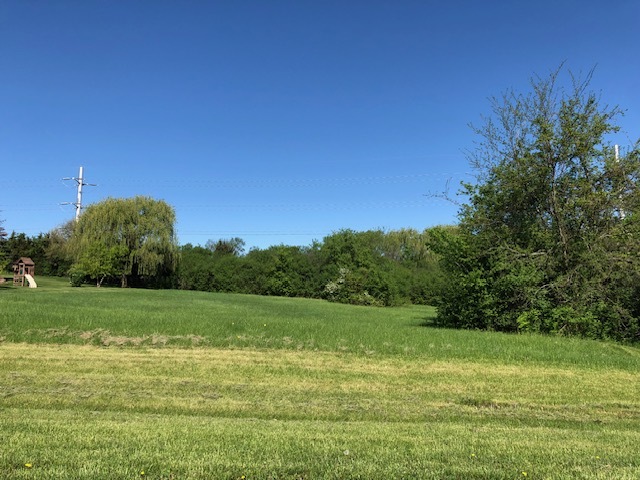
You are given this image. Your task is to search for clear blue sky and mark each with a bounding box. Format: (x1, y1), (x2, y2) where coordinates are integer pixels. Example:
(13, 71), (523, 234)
(1, 1), (638, 250)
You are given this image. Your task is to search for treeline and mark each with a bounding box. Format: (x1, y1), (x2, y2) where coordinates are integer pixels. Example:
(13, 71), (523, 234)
(0, 226), (444, 307)
(176, 229), (443, 306)
(0, 229), (73, 277)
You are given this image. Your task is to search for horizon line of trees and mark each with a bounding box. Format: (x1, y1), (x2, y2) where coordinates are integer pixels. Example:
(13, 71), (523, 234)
(175, 228), (444, 306)
(0, 222), (445, 307)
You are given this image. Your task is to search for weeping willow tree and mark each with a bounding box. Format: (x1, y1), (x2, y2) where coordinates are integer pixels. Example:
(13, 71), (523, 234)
(69, 196), (178, 287)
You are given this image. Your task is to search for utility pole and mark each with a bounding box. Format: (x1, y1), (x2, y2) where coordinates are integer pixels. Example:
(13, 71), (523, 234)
(62, 166), (97, 221)
(614, 145), (626, 220)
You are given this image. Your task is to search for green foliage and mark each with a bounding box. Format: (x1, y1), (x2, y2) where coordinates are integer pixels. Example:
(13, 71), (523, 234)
(0, 222), (75, 277)
(174, 229), (444, 306)
(173, 244), (217, 291)
(205, 237), (246, 256)
(2, 223), (442, 304)
(67, 266), (87, 287)
(435, 66), (640, 341)
(318, 229), (444, 306)
(68, 196), (179, 287)
(319, 229), (397, 306)
(71, 242), (129, 287)
(3, 232), (49, 274)
(44, 221), (75, 276)
(245, 244), (319, 297)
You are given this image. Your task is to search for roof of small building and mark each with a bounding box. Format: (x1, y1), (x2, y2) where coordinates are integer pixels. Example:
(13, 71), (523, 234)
(14, 257), (35, 266)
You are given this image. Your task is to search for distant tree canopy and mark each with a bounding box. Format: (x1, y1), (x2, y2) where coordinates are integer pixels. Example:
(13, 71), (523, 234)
(205, 237), (246, 257)
(68, 196), (179, 287)
(6, 223), (444, 303)
(431, 67), (640, 342)
(2, 231), (48, 274)
(175, 228), (444, 306)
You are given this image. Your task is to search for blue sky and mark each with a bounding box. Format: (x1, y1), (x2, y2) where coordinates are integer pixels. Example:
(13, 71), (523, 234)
(1, 1), (638, 250)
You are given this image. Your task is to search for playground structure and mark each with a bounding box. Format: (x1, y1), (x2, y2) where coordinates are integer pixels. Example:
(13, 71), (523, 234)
(13, 257), (37, 288)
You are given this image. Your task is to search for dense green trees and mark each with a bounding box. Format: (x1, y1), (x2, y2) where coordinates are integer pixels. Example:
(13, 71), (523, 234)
(433, 68), (640, 341)
(5, 224), (442, 303)
(173, 244), (218, 291)
(0, 223), (73, 276)
(245, 245), (319, 297)
(319, 229), (405, 306)
(44, 222), (75, 277)
(68, 196), (179, 287)
(174, 229), (443, 305)
(2, 232), (47, 274)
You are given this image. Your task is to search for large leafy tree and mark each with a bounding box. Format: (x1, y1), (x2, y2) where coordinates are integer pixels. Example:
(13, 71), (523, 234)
(69, 196), (178, 287)
(434, 67), (640, 341)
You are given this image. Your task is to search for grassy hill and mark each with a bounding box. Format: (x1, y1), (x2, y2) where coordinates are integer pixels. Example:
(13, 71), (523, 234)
(1, 278), (639, 478)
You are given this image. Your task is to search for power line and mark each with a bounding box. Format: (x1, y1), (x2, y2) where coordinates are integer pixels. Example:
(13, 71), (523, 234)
(2, 195), (452, 213)
(2, 171), (472, 189)
(92, 171), (473, 188)
(172, 198), (450, 212)
(178, 231), (327, 237)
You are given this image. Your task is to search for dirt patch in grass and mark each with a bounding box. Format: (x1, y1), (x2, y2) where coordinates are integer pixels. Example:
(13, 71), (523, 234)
(46, 328), (206, 347)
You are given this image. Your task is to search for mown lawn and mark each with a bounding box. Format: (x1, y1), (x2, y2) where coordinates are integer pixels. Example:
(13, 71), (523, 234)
(1, 278), (639, 478)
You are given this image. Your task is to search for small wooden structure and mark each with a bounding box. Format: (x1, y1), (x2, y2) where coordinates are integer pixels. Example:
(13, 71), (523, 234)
(13, 257), (35, 287)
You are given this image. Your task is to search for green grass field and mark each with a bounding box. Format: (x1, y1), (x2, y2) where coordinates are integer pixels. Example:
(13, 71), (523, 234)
(1, 278), (639, 479)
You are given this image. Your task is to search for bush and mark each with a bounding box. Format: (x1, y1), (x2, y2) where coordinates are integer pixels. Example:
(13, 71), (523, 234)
(433, 67), (640, 342)
(68, 267), (86, 287)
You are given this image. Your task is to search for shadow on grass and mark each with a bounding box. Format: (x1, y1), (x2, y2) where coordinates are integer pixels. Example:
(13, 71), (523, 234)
(417, 316), (438, 328)
(415, 314), (488, 334)
(416, 313), (459, 331)
(0, 276), (15, 289)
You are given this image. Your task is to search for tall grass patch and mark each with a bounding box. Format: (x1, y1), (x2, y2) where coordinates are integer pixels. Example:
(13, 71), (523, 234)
(1, 280), (638, 369)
